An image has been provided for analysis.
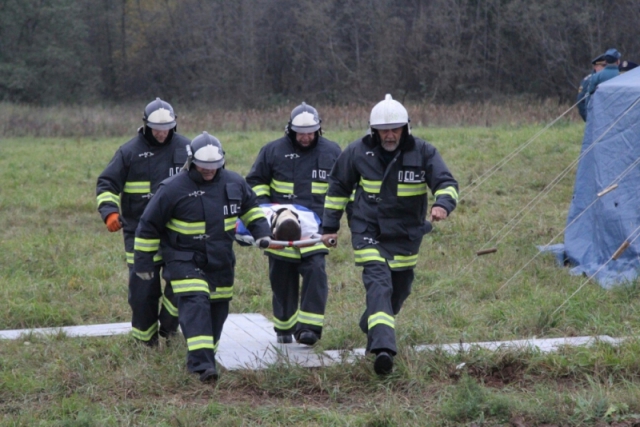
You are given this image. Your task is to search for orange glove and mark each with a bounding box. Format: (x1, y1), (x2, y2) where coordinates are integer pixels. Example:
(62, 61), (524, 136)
(106, 213), (122, 232)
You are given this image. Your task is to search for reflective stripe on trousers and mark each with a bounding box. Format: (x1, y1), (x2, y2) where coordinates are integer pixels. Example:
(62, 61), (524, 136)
(358, 261), (414, 355)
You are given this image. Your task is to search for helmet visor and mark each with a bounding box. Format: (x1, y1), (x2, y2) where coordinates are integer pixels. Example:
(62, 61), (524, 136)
(371, 122), (407, 130)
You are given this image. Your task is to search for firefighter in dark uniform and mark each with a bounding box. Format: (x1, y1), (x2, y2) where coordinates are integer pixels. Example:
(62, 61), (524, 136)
(96, 98), (190, 346)
(134, 132), (270, 382)
(245, 103), (342, 345)
(576, 53), (605, 122)
(321, 94), (459, 375)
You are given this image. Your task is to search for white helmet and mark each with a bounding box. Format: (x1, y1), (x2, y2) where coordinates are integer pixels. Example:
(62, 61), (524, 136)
(289, 102), (321, 133)
(369, 94), (410, 132)
(143, 97), (176, 130)
(189, 132), (225, 169)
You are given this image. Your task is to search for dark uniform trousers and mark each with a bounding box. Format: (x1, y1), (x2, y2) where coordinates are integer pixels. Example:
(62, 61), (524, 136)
(176, 269), (231, 374)
(124, 233), (179, 344)
(268, 253), (328, 339)
(358, 261), (413, 356)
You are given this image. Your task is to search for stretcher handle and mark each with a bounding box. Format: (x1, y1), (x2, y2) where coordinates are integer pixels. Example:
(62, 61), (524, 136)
(258, 236), (336, 249)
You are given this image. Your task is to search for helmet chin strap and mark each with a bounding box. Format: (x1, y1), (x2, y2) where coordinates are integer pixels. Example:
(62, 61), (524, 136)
(182, 145), (193, 171)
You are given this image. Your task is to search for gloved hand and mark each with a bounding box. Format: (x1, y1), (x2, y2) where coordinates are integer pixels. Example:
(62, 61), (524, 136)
(106, 213), (122, 232)
(136, 271), (154, 281)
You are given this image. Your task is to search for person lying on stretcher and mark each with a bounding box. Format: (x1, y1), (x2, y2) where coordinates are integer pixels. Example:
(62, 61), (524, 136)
(235, 204), (322, 249)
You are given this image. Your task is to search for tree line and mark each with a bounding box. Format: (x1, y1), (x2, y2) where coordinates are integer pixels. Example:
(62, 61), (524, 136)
(1, 0), (638, 107)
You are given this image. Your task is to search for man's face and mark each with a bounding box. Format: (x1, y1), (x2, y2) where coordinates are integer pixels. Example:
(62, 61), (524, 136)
(377, 127), (403, 152)
(195, 165), (217, 181)
(151, 128), (170, 143)
(295, 132), (315, 147)
(593, 64), (605, 73)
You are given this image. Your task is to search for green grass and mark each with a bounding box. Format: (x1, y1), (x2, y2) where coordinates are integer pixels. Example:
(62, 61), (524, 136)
(3, 124), (640, 425)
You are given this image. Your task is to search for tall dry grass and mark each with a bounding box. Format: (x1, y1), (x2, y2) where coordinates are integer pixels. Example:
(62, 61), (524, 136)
(0, 98), (578, 138)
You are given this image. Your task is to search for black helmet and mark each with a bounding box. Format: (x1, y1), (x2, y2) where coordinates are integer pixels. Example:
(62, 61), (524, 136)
(288, 102), (321, 133)
(143, 97), (176, 130)
(188, 132), (225, 169)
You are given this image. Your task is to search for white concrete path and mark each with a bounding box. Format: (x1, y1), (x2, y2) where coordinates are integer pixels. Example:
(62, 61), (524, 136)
(0, 314), (627, 371)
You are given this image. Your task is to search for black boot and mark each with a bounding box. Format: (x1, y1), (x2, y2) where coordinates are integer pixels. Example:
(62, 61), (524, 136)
(297, 330), (319, 346)
(374, 351), (394, 375)
(199, 367), (219, 383)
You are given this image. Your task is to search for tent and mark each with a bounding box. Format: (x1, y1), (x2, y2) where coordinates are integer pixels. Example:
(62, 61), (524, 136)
(544, 67), (640, 288)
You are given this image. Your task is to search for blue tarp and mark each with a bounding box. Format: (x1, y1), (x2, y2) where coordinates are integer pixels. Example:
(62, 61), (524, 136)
(543, 67), (640, 288)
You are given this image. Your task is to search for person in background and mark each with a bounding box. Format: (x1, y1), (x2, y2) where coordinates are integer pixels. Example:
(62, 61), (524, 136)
(96, 98), (190, 346)
(619, 60), (638, 74)
(134, 132), (270, 382)
(245, 103), (342, 346)
(576, 53), (605, 122)
(321, 94), (459, 375)
(588, 48), (621, 95)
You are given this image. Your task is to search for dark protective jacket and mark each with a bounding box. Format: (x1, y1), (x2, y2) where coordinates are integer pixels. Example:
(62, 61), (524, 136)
(245, 134), (342, 219)
(134, 167), (270, 296)
(96, 129), (190, 237)
(322, 132), (458, 267)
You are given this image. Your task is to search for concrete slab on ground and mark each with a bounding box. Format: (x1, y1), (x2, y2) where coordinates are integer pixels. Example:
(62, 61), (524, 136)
(0, 314), (332, 371)
(0, 315), (627, 371)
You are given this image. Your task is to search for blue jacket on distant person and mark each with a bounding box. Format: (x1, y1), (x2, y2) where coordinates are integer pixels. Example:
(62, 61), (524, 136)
(576, 74), (592, 121)
(588, 64), (620, 94)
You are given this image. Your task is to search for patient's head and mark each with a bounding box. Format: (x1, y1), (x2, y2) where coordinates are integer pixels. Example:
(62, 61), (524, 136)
(272, 208), (301, 241)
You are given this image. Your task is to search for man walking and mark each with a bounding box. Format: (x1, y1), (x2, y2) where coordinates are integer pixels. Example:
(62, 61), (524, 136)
(246, 103), (342, 345)
(134, 132), (270, 382)
(321, 94), (459, 375)
(96, 98), (190, 346)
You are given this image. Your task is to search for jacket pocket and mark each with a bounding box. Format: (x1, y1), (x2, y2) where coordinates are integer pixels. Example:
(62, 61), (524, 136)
(164, 251), (199, 280)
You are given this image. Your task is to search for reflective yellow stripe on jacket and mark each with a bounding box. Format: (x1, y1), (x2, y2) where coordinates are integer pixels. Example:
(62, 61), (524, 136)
(324, 196), (349, 211)
(123, 181), (151, 194)
(398, 183), (428, 197)
(270, 178), (294, 194)
(166, 218), (206, 235)
(388, 254), (419, 269)
(252, 184), (271, 197)
(96, 191), (120, 208)
(359, 178), (381, 194)
(434, 186), (459, 202)
(172, 278), (209, 294)
(265, 246), (300, 260)
(134, 238), (160, 252)
(240, 207), (266, 225)
(311, 182), (329, 194)
(210, 286), (233, 300)
(127, 251), (162, 265)
(224, 216), (237, 231)
(354, 247), (385, 264)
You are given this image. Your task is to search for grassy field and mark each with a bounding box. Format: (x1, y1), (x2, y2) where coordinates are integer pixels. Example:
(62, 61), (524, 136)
(3, 123), (640, 426)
